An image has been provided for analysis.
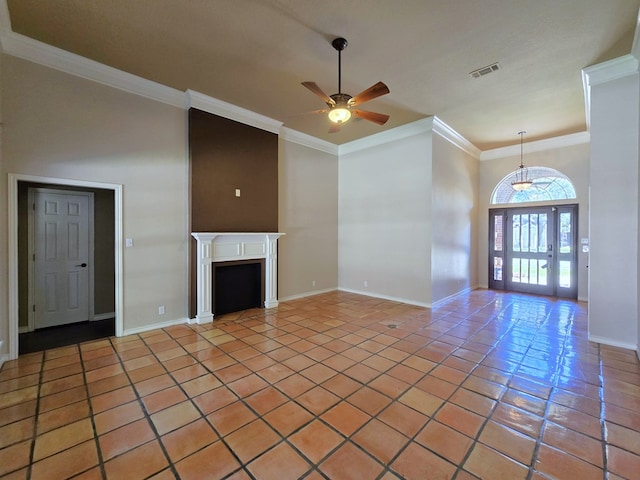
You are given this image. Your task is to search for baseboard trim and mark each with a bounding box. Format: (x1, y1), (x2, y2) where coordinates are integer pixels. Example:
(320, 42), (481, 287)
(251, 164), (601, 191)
(338, 288), (431, 309)
(122, 317), (190, 336)
(279, 288), (338, 302)
(18, 326), (30, 334)
(588, 334), (637, 352)
(431, 286), (479, 309)
(0, 340), (7, 368)
(93, 312), (116, 321)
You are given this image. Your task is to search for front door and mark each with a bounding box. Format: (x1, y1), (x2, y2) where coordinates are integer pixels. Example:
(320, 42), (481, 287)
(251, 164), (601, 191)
(32, 189), (92, 328)
(489, 205), (578, 298)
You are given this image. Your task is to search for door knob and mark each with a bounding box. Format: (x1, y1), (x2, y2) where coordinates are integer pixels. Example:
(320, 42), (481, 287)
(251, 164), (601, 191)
(76, 263), (87, 268)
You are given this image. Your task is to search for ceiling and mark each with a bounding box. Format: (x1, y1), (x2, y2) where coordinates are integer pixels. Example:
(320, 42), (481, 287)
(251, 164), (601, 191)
(4, 0), (639, 150)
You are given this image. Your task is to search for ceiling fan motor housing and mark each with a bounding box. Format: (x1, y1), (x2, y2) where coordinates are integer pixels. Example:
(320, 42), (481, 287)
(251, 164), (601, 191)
(329, 93), (353, 107)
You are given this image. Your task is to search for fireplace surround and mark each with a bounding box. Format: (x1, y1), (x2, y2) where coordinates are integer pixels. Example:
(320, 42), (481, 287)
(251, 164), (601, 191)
(191, 232), (284, 323)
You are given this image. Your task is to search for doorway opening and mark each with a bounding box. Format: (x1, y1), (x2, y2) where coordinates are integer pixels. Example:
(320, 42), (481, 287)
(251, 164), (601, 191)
(489, 205), (578, 299)
(8, 174), (123, 360)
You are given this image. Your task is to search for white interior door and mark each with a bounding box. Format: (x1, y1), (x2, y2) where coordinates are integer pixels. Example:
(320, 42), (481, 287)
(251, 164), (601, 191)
(33, 190), (91, 328)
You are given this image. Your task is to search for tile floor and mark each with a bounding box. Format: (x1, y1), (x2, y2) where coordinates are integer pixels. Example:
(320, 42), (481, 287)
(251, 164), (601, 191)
(1, 290), (639, 479)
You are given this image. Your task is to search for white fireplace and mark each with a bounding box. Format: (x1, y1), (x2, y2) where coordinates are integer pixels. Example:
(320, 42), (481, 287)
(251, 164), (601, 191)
(191, 232), (285, 323)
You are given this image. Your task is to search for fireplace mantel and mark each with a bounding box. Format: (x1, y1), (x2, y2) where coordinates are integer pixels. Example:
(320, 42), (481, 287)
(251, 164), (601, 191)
(191, 232), (285, 323)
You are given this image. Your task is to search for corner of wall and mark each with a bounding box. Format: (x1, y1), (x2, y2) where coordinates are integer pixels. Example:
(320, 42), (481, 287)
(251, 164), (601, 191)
(0, 341), (7, 369)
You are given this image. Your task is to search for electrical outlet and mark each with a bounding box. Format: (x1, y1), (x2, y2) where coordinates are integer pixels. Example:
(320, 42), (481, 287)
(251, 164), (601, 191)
(364, 280), (368, 288)
(158, 305), (165, 315)
(235, 188), (241, 197)
(312, 280), (316, 287)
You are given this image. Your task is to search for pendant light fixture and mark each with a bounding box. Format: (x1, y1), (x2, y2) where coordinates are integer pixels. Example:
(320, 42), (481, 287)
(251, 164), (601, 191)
(511, 131), (532, 191)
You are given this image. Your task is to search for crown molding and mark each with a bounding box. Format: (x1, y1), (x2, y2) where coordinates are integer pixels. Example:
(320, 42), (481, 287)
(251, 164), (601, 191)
(581, 54), (638, 130)
(582, 54), (639, 88)
(339, 117), (435, 155)
(432, 117), (481, 159)
(279, 127), (339, 155)
(0, 30), (185, 108)
(185, 90), (282, 134)
(480, 131), (590, 161)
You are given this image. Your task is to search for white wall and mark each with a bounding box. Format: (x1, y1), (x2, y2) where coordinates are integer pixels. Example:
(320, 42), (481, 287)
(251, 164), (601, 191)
(278, 138), (339, 299)
(478, 139), (591, 301)
(1, 55), (189, 347)
(588, 70), (639, 349)
(338, 131), (432, 306)
(431, 133), (479, 303)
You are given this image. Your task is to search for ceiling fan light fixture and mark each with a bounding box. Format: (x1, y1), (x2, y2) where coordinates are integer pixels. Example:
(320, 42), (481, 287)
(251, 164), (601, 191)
(328, 106), (351, 124)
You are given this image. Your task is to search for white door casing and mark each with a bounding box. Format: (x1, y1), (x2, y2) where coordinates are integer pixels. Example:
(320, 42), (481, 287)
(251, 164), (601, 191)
(30, 188), (94, 329)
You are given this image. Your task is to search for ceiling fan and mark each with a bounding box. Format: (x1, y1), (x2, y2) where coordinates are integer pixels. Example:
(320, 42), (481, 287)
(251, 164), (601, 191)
(302, 37), (390, 133)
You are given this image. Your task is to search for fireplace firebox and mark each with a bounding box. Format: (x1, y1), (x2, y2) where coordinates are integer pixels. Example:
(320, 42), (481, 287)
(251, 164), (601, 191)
(213, 259), (265, 315)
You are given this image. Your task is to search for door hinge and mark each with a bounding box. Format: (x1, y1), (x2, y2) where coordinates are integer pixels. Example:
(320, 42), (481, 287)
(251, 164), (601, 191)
(32, 253), (35, 261)
(32, 203), (35, 211)
(32, 304), (35, 312)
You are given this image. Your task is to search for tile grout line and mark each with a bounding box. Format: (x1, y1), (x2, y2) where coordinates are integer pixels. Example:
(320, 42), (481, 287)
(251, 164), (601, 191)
(109, 333), (182, 479)
(26, 352), (45, 480)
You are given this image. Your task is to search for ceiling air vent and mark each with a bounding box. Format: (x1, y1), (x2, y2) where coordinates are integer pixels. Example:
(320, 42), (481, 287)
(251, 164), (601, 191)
(470, 62), (501, 79)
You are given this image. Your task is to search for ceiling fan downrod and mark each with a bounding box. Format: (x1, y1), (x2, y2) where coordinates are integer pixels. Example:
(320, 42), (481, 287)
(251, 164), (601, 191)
(332, 37), (348, 95)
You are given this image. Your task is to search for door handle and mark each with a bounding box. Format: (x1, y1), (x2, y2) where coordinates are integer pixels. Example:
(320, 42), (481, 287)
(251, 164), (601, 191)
(76, 263), (87, 268)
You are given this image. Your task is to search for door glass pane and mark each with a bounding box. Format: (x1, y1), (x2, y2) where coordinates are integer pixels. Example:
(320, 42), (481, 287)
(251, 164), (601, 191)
(521, 214), (530, 252)
(529, 214), (538, 253)
(528, 259), (537, 284)
(559, 260), (571, 288)
(560, 212), (571, 253)
(494, 215), (503, 251)
(521, 258), (529, 283)
(512, 215), (521, 252)
(538, 213), (548, 252)
(512, 258), (521, 282)
(493, 257), (503, 281)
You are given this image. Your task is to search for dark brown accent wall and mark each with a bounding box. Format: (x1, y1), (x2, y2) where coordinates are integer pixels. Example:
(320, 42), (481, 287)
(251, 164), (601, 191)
(188, 108), (279, 317)
(189, 108), (278, 232)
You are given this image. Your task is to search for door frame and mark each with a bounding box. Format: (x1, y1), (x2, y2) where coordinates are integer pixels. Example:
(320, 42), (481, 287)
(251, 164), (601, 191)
(489, 204), (578, 299)
(8, 173), (124, 360)
(27, 187), (95, 332)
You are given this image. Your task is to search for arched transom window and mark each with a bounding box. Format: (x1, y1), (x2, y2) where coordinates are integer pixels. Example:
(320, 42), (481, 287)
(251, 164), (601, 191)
(491, 167), (577, 204)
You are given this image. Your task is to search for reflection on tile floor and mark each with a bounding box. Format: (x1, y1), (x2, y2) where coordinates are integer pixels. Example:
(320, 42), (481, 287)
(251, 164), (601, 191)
(1, 290), (639, 479)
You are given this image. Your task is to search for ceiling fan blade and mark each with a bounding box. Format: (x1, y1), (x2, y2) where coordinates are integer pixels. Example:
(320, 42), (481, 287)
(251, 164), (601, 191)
(350, 81), (390, 106)
(302, 81), (335, 105)
(352, 109), (390, 125)
(328, 123), (341, 133)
